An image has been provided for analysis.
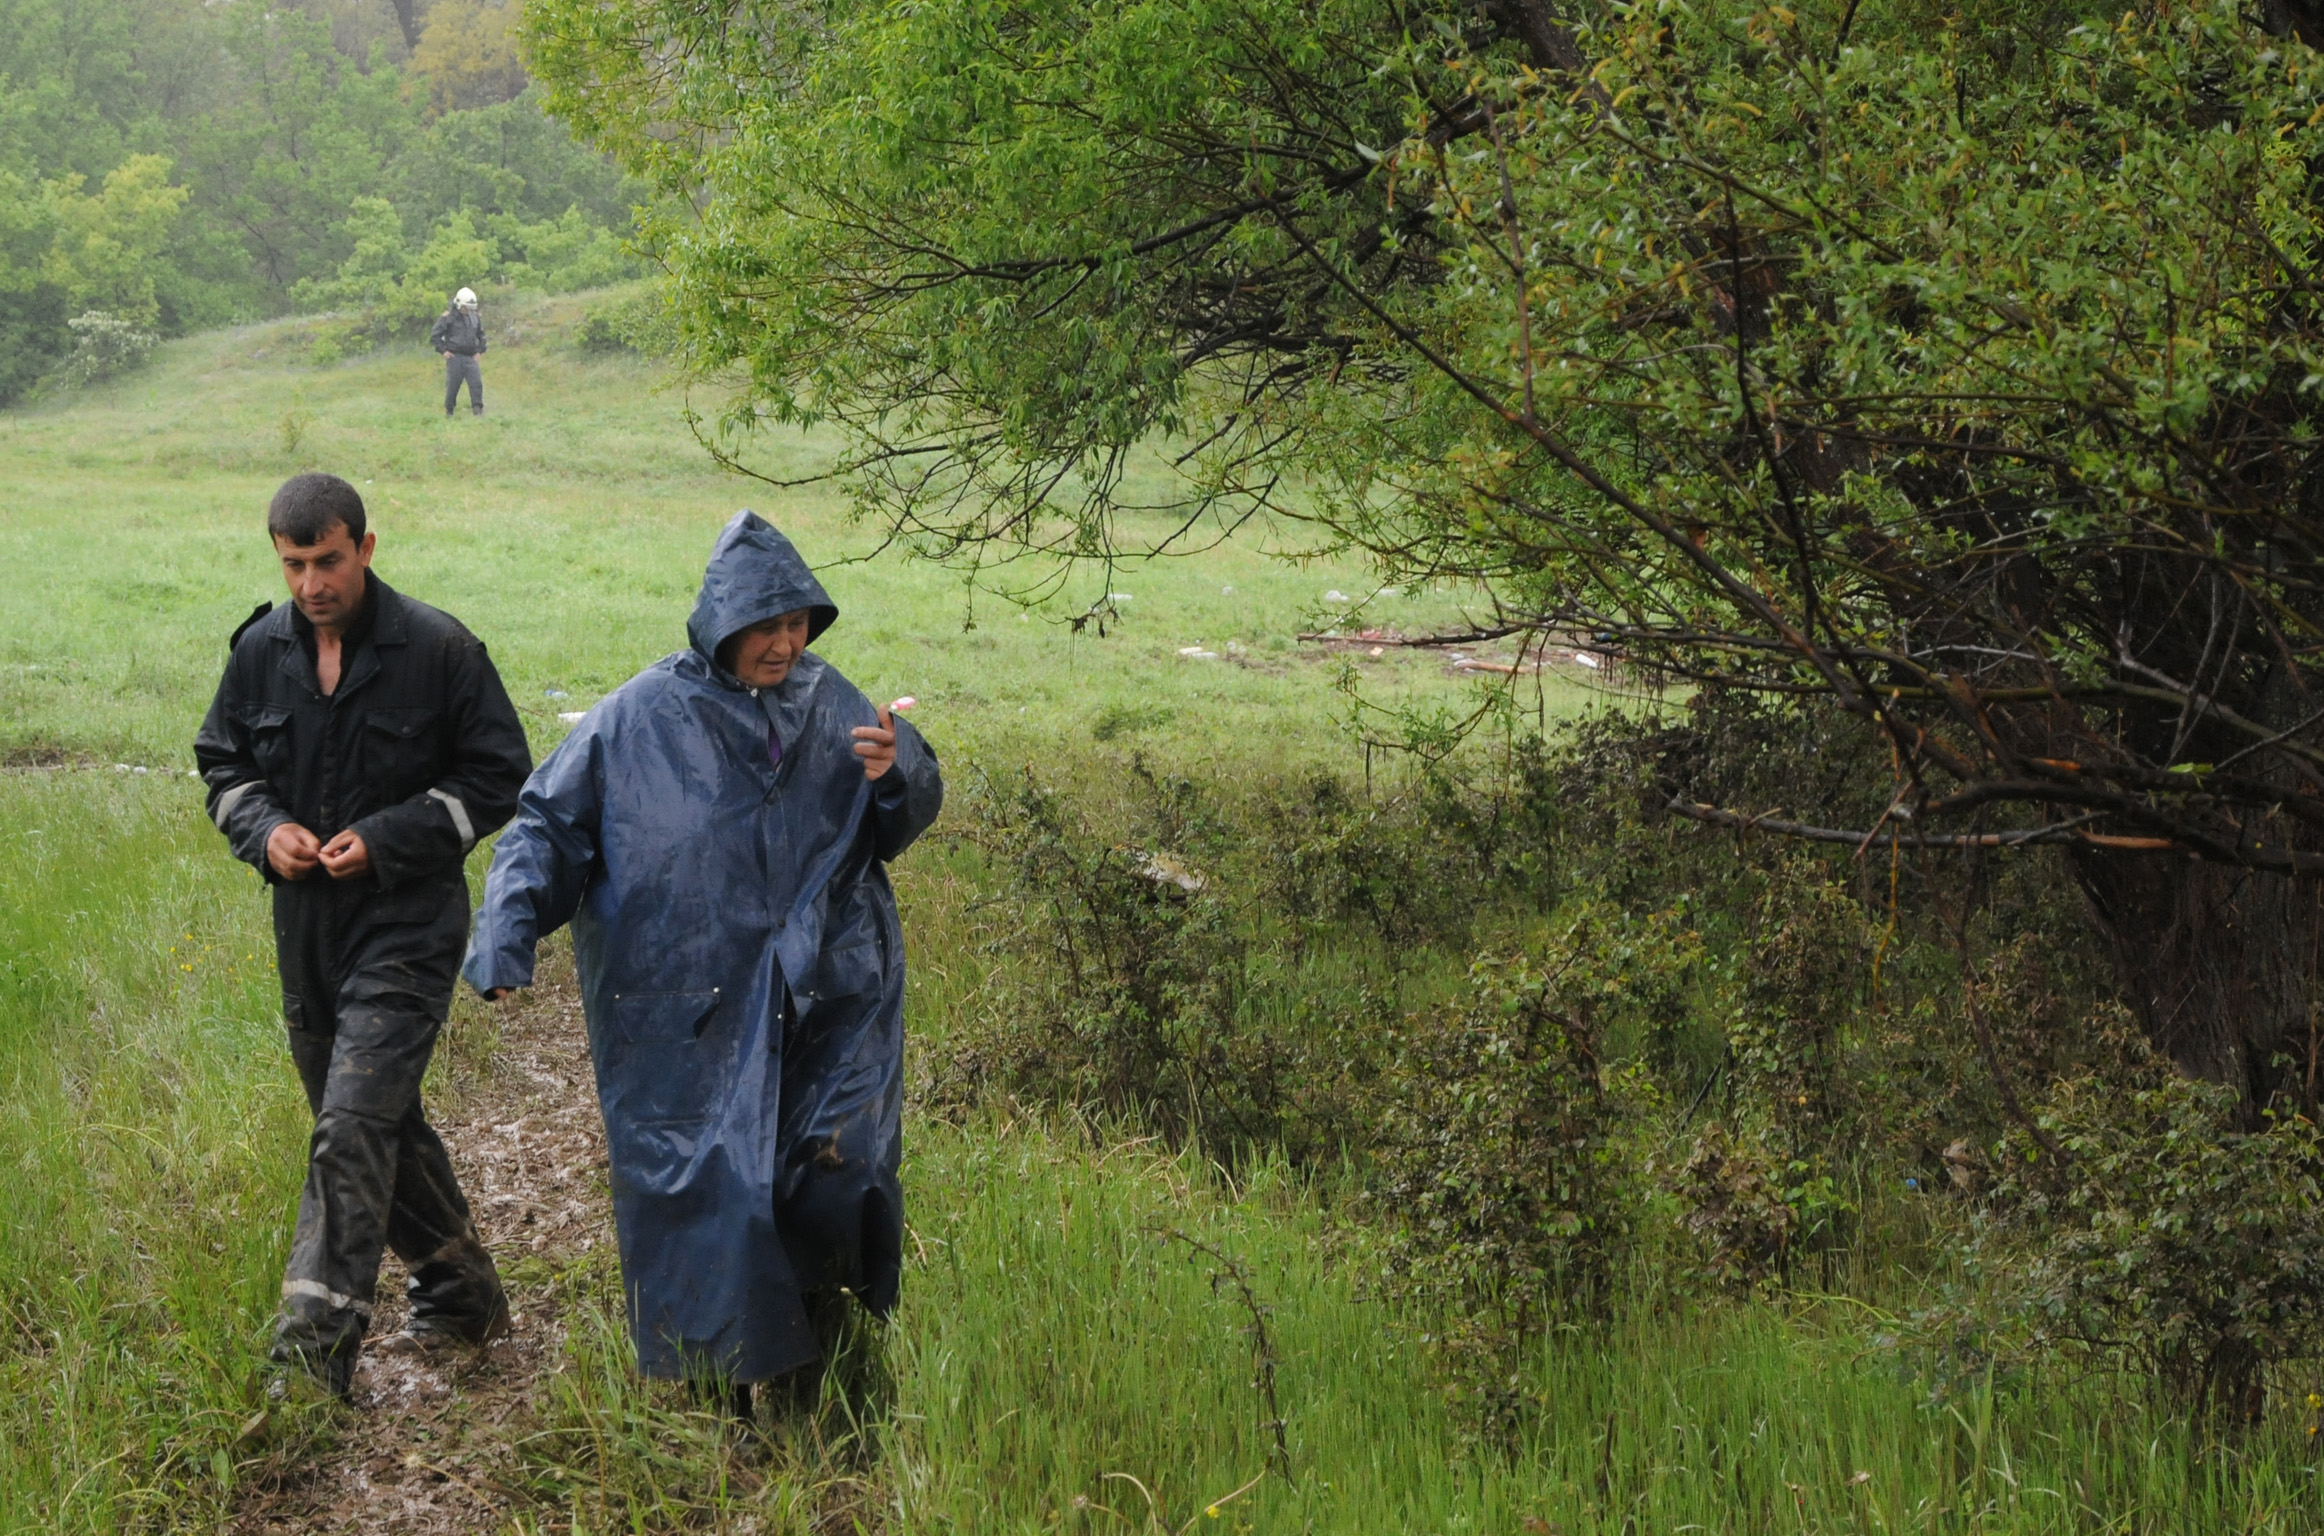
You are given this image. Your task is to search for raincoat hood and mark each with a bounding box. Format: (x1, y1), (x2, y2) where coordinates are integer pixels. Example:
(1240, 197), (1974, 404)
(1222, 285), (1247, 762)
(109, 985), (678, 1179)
(686, 511), (839, 663)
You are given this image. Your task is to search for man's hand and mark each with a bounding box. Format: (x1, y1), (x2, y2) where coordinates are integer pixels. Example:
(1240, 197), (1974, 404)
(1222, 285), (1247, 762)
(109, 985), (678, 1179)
(318, 829), (371, 880)
(266, 822), (323, 880)
(483, 987), (516, 1002)
(851, 699), (913, 780)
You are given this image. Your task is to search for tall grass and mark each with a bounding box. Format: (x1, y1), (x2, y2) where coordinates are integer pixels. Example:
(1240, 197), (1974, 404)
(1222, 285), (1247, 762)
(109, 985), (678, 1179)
(510, 1115), (2324, 1534)
(0, 771), (300, 1531)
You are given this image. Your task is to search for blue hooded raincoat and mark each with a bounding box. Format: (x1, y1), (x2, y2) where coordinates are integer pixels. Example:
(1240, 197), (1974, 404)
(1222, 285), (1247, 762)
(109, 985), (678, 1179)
(462, 512), (942, 1380)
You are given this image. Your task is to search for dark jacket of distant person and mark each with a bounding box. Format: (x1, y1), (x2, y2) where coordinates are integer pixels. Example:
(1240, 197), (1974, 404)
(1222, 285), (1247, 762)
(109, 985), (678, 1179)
(461, 511), (944, 1382)
(429, 307), (488, 358)
(195, 576), (532, 957)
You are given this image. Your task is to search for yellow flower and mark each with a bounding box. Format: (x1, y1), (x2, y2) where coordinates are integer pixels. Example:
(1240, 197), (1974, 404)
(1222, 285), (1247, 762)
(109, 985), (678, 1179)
(2309, 1393), (2321, 1410)
(1206, 1510), (1221, 1520)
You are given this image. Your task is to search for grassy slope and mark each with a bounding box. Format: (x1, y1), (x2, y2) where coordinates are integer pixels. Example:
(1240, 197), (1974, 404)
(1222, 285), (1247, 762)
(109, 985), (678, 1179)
(0, 299), (2319, 1533)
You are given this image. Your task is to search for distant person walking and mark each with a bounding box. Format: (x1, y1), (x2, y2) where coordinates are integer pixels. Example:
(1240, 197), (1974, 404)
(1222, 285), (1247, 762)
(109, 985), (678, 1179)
(194, 473), (533, 1396)
(431, 287), (487, 417)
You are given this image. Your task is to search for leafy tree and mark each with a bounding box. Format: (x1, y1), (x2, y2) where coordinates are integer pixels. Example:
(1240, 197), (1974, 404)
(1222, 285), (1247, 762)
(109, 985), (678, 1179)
(411, 0), (528, 115)
(42, 153), (188, 326)
(391, 86), (638, 234)
(527, 0), (2324, 1116)
(0, 170), (66, 400)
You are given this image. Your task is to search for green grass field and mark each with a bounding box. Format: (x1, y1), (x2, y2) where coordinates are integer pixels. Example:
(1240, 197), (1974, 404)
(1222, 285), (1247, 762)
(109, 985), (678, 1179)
(5, 295), (2324, 1533)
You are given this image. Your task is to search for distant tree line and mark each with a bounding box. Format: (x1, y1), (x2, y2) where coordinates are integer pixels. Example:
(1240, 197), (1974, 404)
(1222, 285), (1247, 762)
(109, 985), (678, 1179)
(0, 0), (642, 400)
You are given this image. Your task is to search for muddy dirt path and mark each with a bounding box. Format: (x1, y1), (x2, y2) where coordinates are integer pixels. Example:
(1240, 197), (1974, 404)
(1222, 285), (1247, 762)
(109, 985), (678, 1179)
(233, 963), (610, 1535)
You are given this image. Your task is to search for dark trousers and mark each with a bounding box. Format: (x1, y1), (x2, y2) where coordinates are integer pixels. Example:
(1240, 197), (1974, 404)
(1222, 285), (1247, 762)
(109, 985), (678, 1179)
(271, 876), (501, 1384)
(444, 353), (484, 415)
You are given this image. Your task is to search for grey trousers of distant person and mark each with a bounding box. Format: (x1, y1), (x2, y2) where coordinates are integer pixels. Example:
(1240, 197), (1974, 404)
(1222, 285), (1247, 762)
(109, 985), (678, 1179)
(271, 876), (504, 1391)
(443, 353), (484, 416)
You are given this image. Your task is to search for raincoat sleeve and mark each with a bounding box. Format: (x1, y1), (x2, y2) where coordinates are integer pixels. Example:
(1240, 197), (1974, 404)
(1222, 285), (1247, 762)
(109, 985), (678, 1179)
(868, 714), (942, 862)
(194, 648), (293, 880)
(351, 633), (532, 892)
(461, 730), (602, 996)
(429, 311), (453, 351)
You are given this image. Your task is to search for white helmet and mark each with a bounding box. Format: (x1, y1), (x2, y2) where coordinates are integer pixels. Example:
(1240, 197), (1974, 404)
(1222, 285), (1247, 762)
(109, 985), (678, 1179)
(454, 287), (478, 309)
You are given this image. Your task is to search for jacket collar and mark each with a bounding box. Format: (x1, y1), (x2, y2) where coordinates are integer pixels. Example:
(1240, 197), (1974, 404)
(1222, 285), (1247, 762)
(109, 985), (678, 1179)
(275, 573), (408, 699)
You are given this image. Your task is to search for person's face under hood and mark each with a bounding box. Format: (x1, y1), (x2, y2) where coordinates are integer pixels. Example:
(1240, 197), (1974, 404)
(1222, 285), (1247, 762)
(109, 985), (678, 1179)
(720, 610), (814, 687)
(687, 511), (839, 686)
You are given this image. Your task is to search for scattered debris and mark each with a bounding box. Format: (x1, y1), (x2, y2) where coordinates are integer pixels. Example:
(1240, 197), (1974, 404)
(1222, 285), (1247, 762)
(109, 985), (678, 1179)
(555, 712), (585, 725)
(1177, 646), (1219, 660)
(1298, 627), (1405, 649)
(1130, 850), (1207, 895)
(1323, 590), (1351, 604)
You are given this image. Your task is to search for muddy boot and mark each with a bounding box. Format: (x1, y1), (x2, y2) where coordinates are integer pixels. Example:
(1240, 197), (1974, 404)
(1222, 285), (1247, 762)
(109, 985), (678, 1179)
(393, 1233), (509, 1351)
(269, 1300), (365, 1400)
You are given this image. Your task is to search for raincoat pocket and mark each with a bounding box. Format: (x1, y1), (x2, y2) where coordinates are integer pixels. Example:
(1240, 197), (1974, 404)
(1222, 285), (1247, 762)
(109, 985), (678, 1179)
(801, 943), (878, 1005)
(601, 990), (723, 1128)
(609, 989), (722, 1042)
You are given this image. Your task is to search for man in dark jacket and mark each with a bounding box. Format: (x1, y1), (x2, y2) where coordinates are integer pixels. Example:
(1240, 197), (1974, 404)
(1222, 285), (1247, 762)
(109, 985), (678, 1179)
(429, 286), (486, 417)
(195, 472), (533, 1395)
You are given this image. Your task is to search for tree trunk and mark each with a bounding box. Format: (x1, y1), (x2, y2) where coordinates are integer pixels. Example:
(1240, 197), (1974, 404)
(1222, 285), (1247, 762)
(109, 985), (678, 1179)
(387, 0), (425, 53)
(2068, 848), (2324, 1124)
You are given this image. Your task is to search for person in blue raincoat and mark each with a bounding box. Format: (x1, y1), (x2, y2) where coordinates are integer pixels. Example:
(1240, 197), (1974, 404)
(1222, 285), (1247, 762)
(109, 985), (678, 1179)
(461, 511), (942, 1417)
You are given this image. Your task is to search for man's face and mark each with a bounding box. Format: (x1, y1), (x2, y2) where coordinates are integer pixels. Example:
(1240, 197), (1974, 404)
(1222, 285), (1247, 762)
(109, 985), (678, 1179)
(723, 610), (813, 687)
(275, 522), (376, 632)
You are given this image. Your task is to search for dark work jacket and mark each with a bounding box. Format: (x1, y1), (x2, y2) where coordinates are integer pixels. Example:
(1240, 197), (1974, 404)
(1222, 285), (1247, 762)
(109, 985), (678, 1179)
(195, 577), (531, 988)
(429, 308), (487, 356)
(462, 510), (943, 1380)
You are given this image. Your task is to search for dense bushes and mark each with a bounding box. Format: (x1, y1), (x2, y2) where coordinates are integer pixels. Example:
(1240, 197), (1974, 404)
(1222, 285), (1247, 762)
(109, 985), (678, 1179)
(928, 700), (2324, 1426)
(1988, 1047), (2324, 1420)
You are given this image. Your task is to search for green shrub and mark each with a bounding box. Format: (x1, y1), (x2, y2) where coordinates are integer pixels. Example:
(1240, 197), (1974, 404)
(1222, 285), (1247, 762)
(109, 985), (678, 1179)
(1675, 1121), (1854, 1291)
(58, 310), (157, 386)
(929, 764), (1266, 1147)
(1359, 912), (1686, 1436)
(570, 288), (670, 357)
(1990, 1053), (2324, 1419)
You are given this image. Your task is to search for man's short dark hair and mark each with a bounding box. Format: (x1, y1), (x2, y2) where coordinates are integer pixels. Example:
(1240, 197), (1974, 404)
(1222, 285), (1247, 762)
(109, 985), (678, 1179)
(267, 472), (367, 547)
